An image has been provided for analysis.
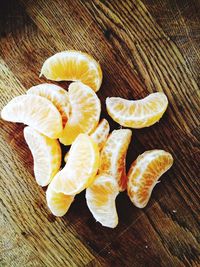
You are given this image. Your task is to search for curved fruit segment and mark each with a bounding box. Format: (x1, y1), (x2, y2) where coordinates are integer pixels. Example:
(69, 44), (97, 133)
(24, 127), (61, 186)
(40, 50), (102, 92)
(127, 150), (173, 208)
(46, 179), (74, 216)
(53, 134), (100, 195)
(90, 119), (110, 150)
(1, 94), (62, 138)
(99, 129), (132, 191)
(63, 118), (110, 163)
(59, 82), (101, 145)
(106, 92), (168, 128)
(86, 174), (119, 228)
(27, 83), (69, 126)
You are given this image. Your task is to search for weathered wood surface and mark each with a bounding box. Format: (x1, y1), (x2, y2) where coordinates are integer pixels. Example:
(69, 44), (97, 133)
(0, 0), (199, 266)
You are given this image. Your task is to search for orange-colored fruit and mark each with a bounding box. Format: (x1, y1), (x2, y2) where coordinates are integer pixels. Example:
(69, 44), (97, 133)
(46, 179), (74, 216)
(40, 50), (102, 92)
(106, 92), (168, 128)
(63, 118), (110, 163)
(127, 150), (173, 208)
(1, 94), (62, 138)
(86, 174), (119, 228)
(27, 83), (69, 126)
(99, 129), (132, 191)
(59, 82), (101, 145)
(24, 127), (61, 186)
(90, 119), (110, 150)
(53, 134), (99, 195)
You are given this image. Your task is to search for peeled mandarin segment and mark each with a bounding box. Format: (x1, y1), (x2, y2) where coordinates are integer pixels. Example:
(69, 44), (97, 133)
(1, 94), (63, 139)
(27, 83), (69, 127)
(46, 179), (74, 217)
(99, 129), (132, 191)
(64, 119), (109, 163)
(106, 92), (168, 128)
(86, 174), (119, 228)
(24, 126), (61, 186)
(59, 82), (101, 145)
(53, 134), (100, 195)
(90, 119), (110, 150)
(127, 150), (173, 208)
(40, 50), (102, 92)
(63, 119), (110, 163)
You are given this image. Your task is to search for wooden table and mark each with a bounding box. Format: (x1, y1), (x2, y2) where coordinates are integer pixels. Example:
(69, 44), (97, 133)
(0, 0), (199, 266)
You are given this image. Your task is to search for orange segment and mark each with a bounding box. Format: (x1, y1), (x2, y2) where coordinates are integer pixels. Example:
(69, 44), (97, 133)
(40, 50), (102, 92)
(99, 129), (132, 191)
(24, 127), (61, 186)
(86, 174), (119, 228)
(127, 150), (173, 208)
(64, 119), (109, 163)
(46, 179), (74, 216)
(106, 92), (168, 128)
(90, 119), (110, 150)
(53, 134), (100, 195)
(1, 94), (62, 138)
(27, 83), (69, 126)
(59, 82), (101, 145)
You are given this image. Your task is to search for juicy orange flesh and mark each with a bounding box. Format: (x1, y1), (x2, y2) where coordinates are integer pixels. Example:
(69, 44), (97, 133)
(90, 119), (110, 150)
(86, 174), (119, 228)
(128, 153), (172, 206)
(53, 134), (100, 195)
(33, 135), (61, 178)
(60, 124), (84, 145)
(127, 166), (140, 199)
(64, 119), (109, 163)
(27, 84), (69, 127)
(106, 93), (168, 128)
(111, 95), (165, 117)
(59, 82), (100, 145)
(51, 58), (95, 80)
(46, 181), (74, 216)
(50, 191), (72, 210)
(41, 51), (102, 91)
(100, 130), (132, 191)
(1, 95), (63, 139)
(23, 126), (61, 186)
(117, 154), (126, 189)
(89, 182), (114, 207)
(119, 159), (127, 190)
(137, 155), (171, 204)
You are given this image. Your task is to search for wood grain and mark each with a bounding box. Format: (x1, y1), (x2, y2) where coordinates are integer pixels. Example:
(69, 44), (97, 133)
(0, 0), (199, 266)
(143, 0), (200, 87)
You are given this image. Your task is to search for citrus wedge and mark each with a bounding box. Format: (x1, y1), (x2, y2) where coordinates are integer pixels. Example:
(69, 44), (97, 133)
(27, 83), (69, 126)
(127, 150), (173, 208)
(1, 95), (62, 138)
(46, 179), (74, 216)
(53, 134), (100, 195)
(24, 127), (61, 186)
(99, 129), (132, 191)
(59, 82), (101, 145)
(106, 92), (168, 128)
(86, 174), (119, 228)
(63, 118), (110, 163)
(90, 119), (110, 150)
(40, 50), (102, 92)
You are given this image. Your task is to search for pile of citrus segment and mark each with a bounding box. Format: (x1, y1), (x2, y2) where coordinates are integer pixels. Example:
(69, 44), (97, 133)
(1, 50), (173, 228)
